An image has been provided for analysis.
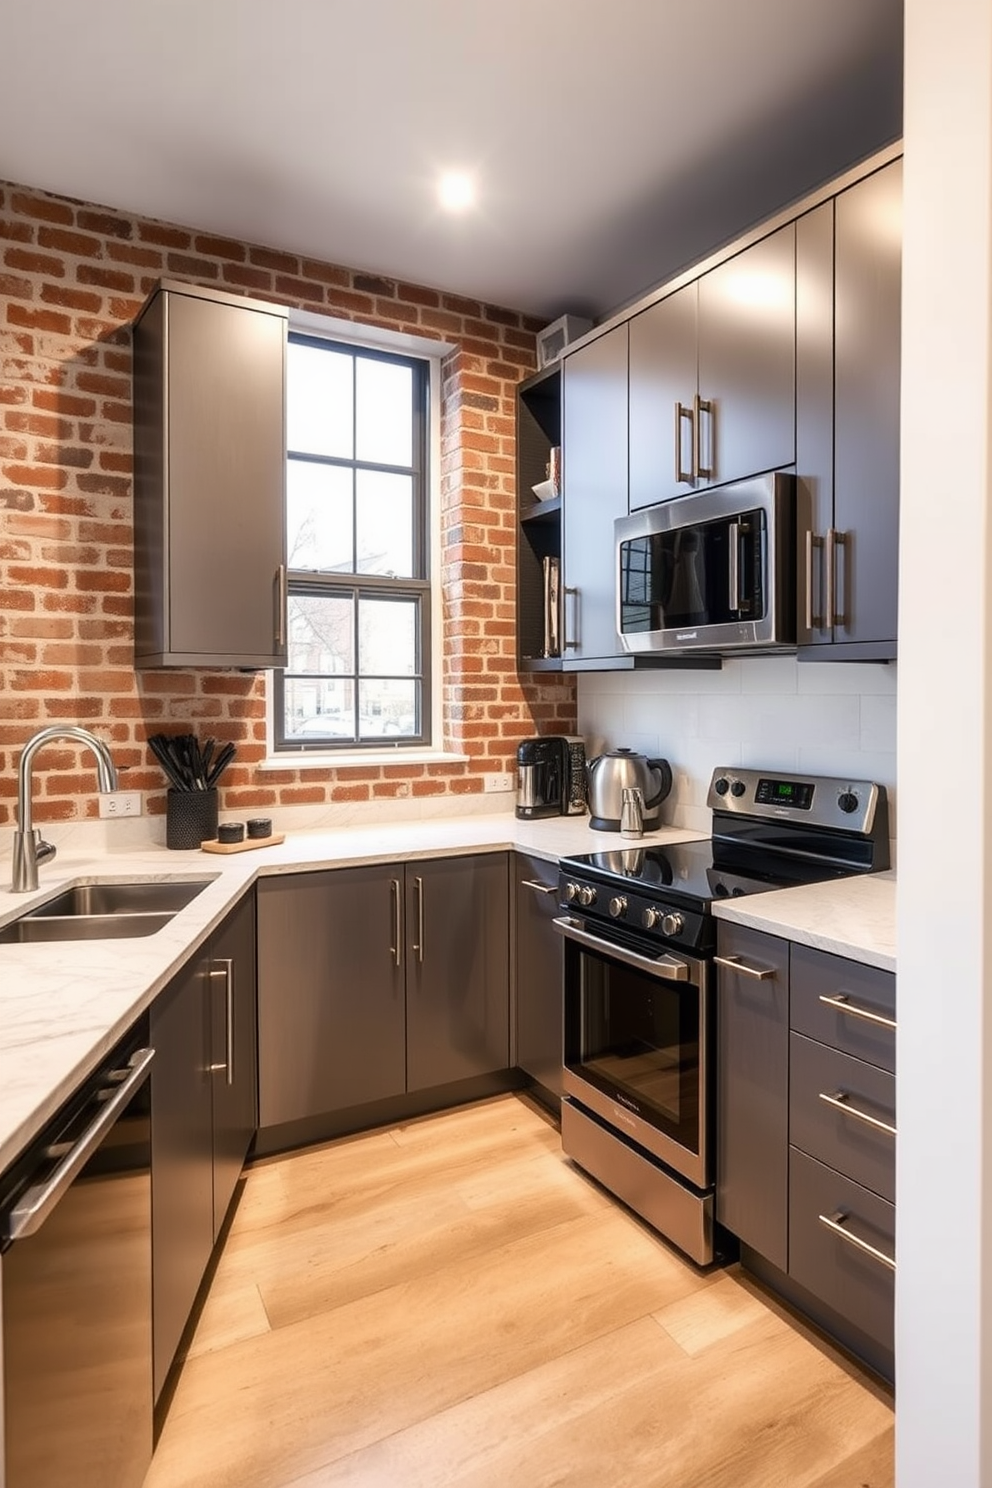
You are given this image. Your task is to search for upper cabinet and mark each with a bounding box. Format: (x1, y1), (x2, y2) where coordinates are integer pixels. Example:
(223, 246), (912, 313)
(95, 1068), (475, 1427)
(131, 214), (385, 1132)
(133, 280), (289, 669)
(515, 365), (563, 671)
(561, 322), (630, 665)
(797, 160), (902, 659)
(629, 224), (796, 510)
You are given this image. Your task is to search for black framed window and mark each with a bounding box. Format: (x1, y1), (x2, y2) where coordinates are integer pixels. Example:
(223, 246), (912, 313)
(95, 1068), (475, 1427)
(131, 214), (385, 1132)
(275, 334), (431, 750)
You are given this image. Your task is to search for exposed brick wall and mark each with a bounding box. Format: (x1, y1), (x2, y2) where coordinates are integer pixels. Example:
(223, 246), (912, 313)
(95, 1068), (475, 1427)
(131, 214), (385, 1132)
(0, 182), (576, 825)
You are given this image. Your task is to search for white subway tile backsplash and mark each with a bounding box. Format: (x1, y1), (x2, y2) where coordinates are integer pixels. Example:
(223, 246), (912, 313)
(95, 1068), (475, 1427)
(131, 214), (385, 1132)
(578, 654), (897, 839)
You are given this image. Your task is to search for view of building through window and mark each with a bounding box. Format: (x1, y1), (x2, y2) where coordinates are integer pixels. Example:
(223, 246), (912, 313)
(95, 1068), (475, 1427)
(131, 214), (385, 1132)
(275, 335), (430, 748)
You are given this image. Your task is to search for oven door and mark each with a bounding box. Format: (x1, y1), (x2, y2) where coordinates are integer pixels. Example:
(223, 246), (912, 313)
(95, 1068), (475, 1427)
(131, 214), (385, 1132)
(555, 915), (711, 1190)
(615, 473), (795, 654)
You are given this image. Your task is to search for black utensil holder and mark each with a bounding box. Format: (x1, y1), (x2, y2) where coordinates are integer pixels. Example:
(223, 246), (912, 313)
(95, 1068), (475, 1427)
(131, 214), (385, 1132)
(166, 789), (218, 850)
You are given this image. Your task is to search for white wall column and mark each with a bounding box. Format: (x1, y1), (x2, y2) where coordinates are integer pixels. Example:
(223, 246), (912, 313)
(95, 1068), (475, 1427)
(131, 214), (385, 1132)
(898, 2), (992, 1482)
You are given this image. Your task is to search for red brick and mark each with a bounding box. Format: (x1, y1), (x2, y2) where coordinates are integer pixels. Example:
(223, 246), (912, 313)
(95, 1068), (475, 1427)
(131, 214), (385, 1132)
(194, 234), (246, 262)
(6, 303), (71, 334)
(76, 263), (136, 293)
(11, 193), (73, 226)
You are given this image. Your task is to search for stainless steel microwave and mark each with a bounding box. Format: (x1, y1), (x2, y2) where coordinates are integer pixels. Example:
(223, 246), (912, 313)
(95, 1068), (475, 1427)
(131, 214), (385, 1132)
(615, 472), (799, 655)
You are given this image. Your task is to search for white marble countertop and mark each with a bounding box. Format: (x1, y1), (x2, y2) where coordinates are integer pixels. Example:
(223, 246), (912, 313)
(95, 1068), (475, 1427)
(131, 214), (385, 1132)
(0, 813), (897, 1176)
(712, 869), (897, 973)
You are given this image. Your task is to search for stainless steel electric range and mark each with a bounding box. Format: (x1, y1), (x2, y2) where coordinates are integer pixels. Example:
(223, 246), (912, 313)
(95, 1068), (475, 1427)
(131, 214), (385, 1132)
(554, 766), (889, 1266)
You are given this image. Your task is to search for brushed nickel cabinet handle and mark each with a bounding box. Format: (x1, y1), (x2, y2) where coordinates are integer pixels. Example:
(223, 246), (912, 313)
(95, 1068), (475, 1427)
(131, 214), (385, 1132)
(818, 1089), (896, 1137)
(208, 960), (235, 1085)
(412, 875), (425, 964)
(522, 879), (558, 896)
(390, 877), (402, 967)
(693, 393), (713, 479)
(818, 992), (896, 1031)
(818, 1210), (895, 1271)
(675, 401), (694, 483)
(832, 529), (848, 628)
(805, 531), (824, 631)
(824, 530), (836, 630)
(274, 563), (288, 650)
(562, 585), (579, 651)
(714, 953), (775, 981)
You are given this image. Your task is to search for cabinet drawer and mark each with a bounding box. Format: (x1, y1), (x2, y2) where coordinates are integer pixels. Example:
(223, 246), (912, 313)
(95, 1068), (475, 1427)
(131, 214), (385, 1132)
(789, 1148), (894, 1356)
(790, 944), (895, 1072)
(789, 1034), (895, 1201)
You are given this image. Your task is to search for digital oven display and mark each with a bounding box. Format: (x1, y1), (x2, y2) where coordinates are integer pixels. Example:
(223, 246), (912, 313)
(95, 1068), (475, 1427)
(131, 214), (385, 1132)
(755, 777), (814, 811)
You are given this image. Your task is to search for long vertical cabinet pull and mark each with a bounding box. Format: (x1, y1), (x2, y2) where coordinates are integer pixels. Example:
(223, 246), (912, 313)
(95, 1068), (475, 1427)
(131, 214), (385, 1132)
(827, 529), (848, 629)
(675, 402), (694, 483)
(412, 875), (425, 964)
(208, 959), (235, 1086)
(389, 878), (402, 966)
(274, 563), (287, 650)
(693, 393), (714, 479)
(562, 586), (579, 651)
(805, 531), (825, 631)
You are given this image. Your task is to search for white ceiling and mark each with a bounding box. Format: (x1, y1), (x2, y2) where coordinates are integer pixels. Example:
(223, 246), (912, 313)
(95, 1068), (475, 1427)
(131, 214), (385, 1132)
(0, 0), (902, 322)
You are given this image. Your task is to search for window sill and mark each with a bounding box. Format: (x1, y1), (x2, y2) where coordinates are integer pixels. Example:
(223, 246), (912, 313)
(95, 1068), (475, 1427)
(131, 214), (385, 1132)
(259, 748), (471, 771)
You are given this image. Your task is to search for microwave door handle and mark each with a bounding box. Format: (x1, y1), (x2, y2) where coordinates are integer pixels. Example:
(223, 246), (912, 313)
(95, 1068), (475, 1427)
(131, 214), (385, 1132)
(728, 521), (740, 613)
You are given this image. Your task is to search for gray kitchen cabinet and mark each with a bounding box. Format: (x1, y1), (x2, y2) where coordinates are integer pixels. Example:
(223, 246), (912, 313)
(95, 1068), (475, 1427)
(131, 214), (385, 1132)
(561, 321), (629, 664)
(513, 852), (563, 1106)
(798, 158), (902, 659)
(256, 866), (406, 1129)
(717, 922), (896, 1380)
(256, 854), (510, 1132)
(629, 224), (796, 509)
(714, 922), (790, 1271)
(207, 888), (258, 1241)
(132, 279), (288, 668)
(406, 855), (510, 1091)
(149, 888), (258, 1402)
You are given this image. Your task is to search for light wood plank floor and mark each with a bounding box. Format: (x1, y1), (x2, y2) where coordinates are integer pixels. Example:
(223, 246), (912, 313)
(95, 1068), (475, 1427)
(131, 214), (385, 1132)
(144, 1094), (894, 1488)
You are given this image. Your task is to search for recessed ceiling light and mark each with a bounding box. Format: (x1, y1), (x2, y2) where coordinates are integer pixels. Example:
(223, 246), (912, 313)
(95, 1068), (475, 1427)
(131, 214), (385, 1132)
(438, 171), (475, 213)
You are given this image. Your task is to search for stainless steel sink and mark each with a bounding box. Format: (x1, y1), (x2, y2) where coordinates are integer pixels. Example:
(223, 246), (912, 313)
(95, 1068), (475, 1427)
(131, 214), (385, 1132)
(0, 878), (212, 944)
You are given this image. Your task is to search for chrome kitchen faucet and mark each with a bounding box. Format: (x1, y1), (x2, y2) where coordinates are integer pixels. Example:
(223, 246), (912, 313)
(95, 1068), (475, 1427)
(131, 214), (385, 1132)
(10, 726), (119, 892)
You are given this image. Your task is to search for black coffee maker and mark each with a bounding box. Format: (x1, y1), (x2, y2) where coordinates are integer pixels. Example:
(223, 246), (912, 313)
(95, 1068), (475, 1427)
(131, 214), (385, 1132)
(515, 736), (586, 819)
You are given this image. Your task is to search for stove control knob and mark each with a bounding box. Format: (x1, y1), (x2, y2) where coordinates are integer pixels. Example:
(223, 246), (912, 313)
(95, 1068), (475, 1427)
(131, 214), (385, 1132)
(731, 780), (746, 798)
(713, 776), (730, 796)
(609, 895), (628, 919)
(564, 880), (581, 903)
(837, 791), (860, 815)
(578, 885), (598, 907)
(641, 906), (662, 930)
(661, 911), (685, 937)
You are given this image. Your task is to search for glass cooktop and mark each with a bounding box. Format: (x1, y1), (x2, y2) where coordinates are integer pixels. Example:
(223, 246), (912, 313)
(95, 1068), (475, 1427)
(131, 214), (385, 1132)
(560, 838), (858, 908)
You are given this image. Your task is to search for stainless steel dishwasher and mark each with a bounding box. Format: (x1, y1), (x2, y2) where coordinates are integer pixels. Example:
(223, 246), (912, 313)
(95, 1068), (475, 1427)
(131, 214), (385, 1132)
(0, 1021), (154, 1488)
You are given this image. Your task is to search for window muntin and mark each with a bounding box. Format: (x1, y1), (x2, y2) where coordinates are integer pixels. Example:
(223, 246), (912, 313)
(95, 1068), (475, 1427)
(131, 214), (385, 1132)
(275, 335), (429, 750)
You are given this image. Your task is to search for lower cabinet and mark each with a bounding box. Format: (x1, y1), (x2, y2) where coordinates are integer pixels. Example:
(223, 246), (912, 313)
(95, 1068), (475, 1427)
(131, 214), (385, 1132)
(256, 853), (510, 1132)
(513, 852), (563, 1105)
(149, 888), (257, 1402)
(715, 924), (896, 1379)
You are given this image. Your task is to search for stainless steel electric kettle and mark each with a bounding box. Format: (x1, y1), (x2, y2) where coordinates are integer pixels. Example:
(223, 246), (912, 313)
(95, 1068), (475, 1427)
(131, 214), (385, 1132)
(586, 748), (673, 831)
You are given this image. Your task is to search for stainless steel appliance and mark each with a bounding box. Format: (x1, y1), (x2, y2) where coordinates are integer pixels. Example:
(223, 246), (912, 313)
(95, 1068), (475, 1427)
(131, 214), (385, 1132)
(615, 472), (802, 655)
(586, 747), (672, 831)
(516, 736), (586, 819)
(555, 767), (888, 1265)
(0, 1023), (154, 1488)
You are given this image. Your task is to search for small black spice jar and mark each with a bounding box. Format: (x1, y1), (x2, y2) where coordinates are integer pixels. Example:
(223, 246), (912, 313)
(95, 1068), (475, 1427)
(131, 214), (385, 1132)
(217, 822), (245, 845)
(246, 817), (272, 839)
(166, 789), (219, 850)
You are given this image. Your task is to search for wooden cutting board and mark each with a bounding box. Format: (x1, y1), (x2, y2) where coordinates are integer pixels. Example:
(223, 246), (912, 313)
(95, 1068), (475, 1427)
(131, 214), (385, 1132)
(201, 833), (285, 855)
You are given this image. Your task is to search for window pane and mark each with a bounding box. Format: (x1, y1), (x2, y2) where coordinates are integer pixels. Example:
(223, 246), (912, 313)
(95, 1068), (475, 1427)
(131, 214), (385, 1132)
(356, 470), (414, 577)
(288, 342), (353, 458)
(287, 461), (354, 573)
(356, 357), (413, 467)
(287, 592), (354, 676)
(359, 679), (418, 739)
(283, 677), (356, 741)
(358, 596), (417, 676)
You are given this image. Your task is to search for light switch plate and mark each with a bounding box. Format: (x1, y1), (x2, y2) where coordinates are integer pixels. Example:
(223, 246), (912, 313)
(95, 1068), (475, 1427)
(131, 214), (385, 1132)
(98, 790), (143, 818)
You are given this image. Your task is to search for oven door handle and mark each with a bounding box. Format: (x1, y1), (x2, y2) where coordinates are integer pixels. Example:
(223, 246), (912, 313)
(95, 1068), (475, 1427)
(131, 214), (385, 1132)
(553, 915), (690, 981)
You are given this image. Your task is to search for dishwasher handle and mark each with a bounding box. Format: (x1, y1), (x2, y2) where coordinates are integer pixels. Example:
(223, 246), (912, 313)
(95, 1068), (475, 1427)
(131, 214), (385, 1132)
(4, 1047), (155, 1243)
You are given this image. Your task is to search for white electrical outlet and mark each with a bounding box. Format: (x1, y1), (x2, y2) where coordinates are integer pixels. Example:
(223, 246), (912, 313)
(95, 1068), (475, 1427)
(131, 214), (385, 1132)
(485, 773), (514, 794)
(98, 790), (143, 819)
